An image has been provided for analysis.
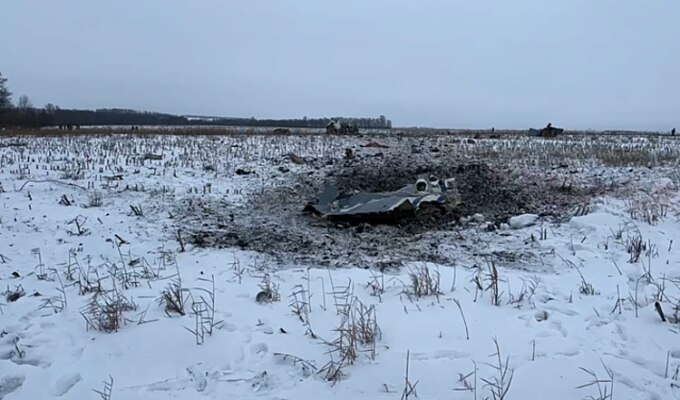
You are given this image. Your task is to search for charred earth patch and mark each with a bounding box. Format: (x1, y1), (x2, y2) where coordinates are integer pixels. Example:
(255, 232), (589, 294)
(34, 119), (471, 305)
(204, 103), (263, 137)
(178, 139), (602, 266)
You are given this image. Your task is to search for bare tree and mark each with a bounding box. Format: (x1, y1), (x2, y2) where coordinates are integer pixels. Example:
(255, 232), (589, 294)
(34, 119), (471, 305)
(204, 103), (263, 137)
(44, 103), (59, 114)
(17, 95), (33, 110)
(0, 73), (11, 109)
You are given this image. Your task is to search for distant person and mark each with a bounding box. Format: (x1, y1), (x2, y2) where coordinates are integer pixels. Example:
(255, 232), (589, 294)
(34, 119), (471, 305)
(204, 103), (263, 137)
(673, 128), (676, 136)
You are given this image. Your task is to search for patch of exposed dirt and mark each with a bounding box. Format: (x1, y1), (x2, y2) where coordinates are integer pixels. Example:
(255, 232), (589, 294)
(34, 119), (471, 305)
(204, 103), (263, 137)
(177, 143), (602, 267)
(329, 149), (600, 226)
(332, 161), (533, 226)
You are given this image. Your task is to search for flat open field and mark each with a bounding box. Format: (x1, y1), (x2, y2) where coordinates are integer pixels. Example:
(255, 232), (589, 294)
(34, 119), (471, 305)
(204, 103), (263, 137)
(2, 130), (680, 400)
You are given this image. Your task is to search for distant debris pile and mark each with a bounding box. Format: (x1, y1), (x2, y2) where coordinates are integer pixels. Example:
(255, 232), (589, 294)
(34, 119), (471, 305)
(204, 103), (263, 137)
(326, 120), (359, 135)
(528, 123), (564, 137)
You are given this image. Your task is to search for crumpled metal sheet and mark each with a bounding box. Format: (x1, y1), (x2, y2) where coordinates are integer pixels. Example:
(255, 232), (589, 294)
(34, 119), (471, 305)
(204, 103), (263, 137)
(305, 181), (450, 220)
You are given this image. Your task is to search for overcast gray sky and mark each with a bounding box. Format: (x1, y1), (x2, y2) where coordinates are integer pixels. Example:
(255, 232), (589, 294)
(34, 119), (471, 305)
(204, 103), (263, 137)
(1, 1), (678, 130)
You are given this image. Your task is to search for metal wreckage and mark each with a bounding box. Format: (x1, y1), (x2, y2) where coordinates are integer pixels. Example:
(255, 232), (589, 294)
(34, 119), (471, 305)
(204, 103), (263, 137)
(304, 175), (460, 224)
(528, 123), (564, 137)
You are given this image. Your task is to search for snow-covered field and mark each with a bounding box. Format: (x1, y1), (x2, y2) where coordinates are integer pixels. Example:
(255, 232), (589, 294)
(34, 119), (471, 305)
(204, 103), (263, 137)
(2, 133), (680, 400)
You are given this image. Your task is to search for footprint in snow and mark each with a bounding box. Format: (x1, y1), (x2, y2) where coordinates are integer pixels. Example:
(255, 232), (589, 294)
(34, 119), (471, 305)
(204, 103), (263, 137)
(49, 373), (82, 397)
(255, 324), (274, 335)
(554, 347), (580, 357)
(410, 350), (470, 361)
(251, 371), (271, 393)
(0, 332), (23, 346)
(219, 322), (238, 332)
(11, 356), (50, 368)
(39, 321), (56, 329)
(0, 335), (39, 367)
(614, 323), (630, 342)
(542, 304), (580, 317)
(535, 330), (557, 338)
(186, 365), (208, 393)
(534, 310), (549, 322)
(0, 375), (25, 400)
(249, 343), (269, 362)
(549, 319), (568, 337)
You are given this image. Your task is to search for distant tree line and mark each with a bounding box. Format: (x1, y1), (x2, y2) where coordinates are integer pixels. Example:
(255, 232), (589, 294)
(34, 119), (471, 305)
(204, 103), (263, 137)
(48, 110), (392, 129)
(182, 115), (393, 129)
(0, 74), (53, 127)
(0, 72), (392, 130)
(50, 108), (189, 127)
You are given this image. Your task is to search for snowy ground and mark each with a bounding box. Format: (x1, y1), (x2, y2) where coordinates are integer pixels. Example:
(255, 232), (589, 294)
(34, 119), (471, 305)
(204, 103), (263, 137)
(2, 133), (680, 400)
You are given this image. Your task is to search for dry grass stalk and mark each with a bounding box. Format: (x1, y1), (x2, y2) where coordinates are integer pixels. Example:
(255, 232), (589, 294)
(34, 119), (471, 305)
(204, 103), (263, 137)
(407, 263), (441, 299)
(481, 339), (514, 400)
(454, 362), (478, 398)
(400, 350), (419, 400)
(485, 262), (503, 306)
(158, 265), (188, 316)
(93, 375), (114, 400)
(185, 275), (223, 346)
(81, 287), (136, 333)
(576, 361), (614, 400)
(4, 285), (26, 302)
(319, 296), (381, 382)
(257, 273), (281, 304)
(453, 298), (470, 340)
(66, 216), (90, 236)
(289, 284), (310, 323)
